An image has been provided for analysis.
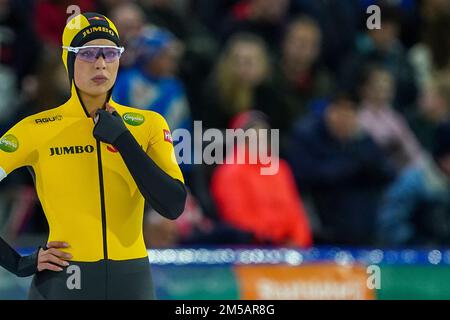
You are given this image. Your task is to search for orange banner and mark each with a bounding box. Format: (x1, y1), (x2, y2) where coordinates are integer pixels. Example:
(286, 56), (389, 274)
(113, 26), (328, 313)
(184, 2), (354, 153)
(234, 263), (375, 300)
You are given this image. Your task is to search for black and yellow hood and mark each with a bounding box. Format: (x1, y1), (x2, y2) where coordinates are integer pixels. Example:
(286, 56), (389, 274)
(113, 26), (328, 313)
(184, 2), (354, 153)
(62, 12), (121, 116)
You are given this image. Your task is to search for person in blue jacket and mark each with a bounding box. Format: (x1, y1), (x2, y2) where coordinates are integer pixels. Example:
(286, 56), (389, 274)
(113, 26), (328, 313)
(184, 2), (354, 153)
(287, 93), (395, 245)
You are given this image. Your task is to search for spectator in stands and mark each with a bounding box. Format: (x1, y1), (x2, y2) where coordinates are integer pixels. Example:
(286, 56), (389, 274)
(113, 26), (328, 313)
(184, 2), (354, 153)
(359, 67), (449, 246)
(290, 0), (360, 73)
(340, 4), (417, 110)
(377, 121), (450, 247)
(270, 15), (335, 134)
(288, 93), (395, 245)
(358, 65), (425, 172)
(113, 25), (191, 132)
(409, 73), (450, 153)
(201, 32), (277, 129)
(408, 2), (450, 90)
(377, 75), (450, 246)
(210, 111), (312, 248)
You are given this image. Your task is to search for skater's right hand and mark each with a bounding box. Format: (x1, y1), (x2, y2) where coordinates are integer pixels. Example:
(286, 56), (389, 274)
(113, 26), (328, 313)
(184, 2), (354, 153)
(37, 241), (72, 272)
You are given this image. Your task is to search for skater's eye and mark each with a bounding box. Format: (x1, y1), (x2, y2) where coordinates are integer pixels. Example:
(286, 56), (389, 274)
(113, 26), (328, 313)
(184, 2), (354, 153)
(78, 48), (97, 60)
(102, 49), (121, 62)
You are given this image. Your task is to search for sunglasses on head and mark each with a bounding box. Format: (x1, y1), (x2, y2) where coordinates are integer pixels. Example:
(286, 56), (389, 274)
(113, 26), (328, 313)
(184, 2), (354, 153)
(62, 45), (125, 63)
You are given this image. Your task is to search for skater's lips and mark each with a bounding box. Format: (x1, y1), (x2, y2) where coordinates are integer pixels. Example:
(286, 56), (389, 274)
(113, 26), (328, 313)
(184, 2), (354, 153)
(91, 75), (108, 80)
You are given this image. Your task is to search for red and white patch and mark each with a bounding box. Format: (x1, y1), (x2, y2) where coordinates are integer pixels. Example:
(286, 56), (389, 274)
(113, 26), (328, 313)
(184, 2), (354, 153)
(107, 145), (118, 153)
(163, 129), (173, 143)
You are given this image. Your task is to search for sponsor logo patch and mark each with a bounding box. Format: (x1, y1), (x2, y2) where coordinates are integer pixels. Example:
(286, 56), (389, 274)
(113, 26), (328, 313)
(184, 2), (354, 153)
(35, 115), (63, 124)
(0, 134), (19, 152)
(82, 26), (115, 38)
(123, 112), (145, 126)
(49, 145), (94, 156)
(163, 129), (173, 143)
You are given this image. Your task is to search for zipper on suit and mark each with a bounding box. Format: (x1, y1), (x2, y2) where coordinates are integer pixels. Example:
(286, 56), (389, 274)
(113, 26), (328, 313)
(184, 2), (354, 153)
(96, 140), (108, 298)
(96, 140), (108, 259)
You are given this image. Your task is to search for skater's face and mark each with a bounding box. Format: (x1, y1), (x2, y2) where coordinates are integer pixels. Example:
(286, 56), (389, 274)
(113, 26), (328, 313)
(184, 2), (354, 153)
(74, 39), (120, 97)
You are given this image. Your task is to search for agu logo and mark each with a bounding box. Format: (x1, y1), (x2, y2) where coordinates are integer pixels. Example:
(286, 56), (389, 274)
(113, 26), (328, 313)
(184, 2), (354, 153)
(35, 115), (63, 124)
(0, 134), (19, 152)
(163, 129), (173, 143)
(123, 112), (145, 126)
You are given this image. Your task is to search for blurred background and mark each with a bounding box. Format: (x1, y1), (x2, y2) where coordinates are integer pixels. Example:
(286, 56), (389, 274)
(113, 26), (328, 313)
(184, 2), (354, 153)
(0, 0), (450, 299)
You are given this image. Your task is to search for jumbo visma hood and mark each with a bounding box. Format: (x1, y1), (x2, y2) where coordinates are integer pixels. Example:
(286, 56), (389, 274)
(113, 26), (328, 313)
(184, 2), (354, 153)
(62, 12), (120, 116)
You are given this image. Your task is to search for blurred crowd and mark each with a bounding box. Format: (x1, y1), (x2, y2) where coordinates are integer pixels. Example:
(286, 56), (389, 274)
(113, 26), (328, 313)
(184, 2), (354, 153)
(0, 0), (449, 249)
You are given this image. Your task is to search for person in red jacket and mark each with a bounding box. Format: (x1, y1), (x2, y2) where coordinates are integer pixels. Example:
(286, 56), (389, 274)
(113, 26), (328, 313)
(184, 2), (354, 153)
(211, 111), (312, 247)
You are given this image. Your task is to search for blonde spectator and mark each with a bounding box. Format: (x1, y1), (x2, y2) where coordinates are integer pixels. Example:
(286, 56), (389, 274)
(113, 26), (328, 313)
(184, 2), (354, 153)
(201, 32), (273, 129)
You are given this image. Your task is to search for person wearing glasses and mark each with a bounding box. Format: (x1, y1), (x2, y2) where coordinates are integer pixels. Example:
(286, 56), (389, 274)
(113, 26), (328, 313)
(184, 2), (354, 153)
(0, 12), (186, 299)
